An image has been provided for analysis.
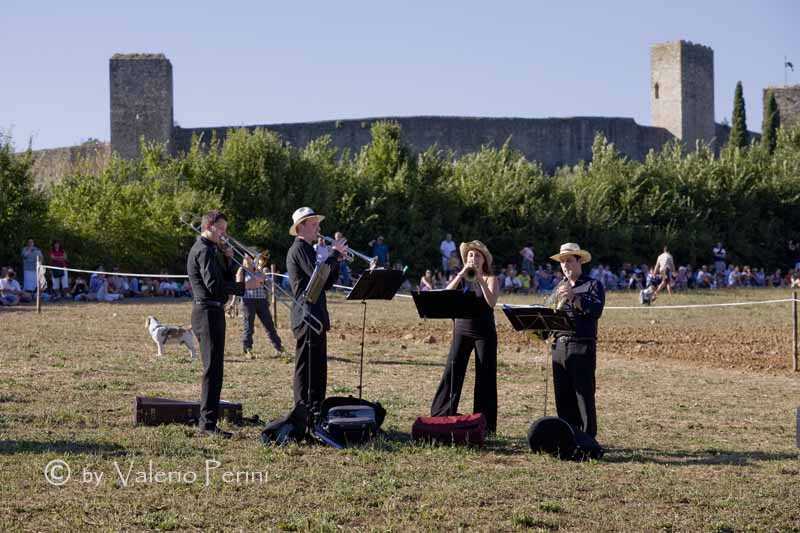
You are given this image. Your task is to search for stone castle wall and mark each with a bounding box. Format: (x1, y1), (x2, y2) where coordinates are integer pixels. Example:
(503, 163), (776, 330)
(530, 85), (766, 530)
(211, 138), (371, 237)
(29, 142), (111, 188)
(175, 116), (676, 170)
(765, 85), (800, 130)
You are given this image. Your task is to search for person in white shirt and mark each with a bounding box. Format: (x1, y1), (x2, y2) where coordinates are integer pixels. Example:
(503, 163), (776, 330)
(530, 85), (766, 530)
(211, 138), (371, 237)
(712, 242), (727, 276)
(0, 268), (31, 304)
(439, 233), (456, 273)
(654, 246), (676, 296)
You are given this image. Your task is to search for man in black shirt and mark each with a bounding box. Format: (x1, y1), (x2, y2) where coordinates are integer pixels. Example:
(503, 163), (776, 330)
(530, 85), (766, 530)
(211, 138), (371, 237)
(187, 210), (262, 438)
(549, 242), (605, 439)
(286, 207), (347, 412)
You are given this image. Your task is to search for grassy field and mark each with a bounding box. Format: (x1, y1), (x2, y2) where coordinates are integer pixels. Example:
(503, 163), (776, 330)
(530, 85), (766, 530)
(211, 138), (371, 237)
(1, 289), (799, 532)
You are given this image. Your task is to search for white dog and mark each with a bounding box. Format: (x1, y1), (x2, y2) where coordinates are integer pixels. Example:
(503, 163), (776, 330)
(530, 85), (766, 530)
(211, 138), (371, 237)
(146, 316), (197, 359)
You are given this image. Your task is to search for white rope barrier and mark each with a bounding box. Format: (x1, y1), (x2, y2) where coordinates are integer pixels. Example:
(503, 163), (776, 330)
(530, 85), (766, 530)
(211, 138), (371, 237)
(38, 264), (188, 279)
(35, 267), (796, 309)
(605, 298), (796, 310)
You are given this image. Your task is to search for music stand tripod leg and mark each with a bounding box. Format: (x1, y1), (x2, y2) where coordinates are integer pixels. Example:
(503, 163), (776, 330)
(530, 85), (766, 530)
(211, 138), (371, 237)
(358, 301), (367, 399)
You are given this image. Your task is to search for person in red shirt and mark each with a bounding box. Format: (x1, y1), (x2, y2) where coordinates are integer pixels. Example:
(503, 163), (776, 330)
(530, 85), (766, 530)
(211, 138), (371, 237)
(50, 240), (69, 300)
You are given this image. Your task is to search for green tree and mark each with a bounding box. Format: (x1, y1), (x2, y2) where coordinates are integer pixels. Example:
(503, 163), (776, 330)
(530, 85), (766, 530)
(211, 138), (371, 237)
(761, 90), (780, 154)
(0, 133), (48, 267)
(729, 81), (748, 148)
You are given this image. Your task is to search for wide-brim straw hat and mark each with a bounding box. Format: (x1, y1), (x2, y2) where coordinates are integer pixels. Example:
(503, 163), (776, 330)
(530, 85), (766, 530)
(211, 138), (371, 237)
(289, 207), (325, 236)
(550, 242), (592, 264)
(459, 240), (493, 275)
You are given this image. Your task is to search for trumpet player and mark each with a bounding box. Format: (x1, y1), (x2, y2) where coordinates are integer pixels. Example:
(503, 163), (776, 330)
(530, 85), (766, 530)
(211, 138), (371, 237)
(430, 240), (500, 433)
(286, 207), (347, 412)
(187, 210), (264, 439)
(549, 243), (605, 441)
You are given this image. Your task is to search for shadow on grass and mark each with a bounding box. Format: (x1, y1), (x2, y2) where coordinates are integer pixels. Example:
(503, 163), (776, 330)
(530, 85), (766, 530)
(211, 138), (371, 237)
(367, 359), (442, 368)
(604, 447), (799, 466)
(0, 439), (128, 456)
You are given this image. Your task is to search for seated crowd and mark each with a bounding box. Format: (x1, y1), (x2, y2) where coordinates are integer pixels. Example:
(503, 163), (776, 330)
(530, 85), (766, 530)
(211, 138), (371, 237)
(0, 263), (192, 306)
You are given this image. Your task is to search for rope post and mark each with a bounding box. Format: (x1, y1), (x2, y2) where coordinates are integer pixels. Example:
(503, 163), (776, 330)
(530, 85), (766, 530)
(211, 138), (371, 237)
(271, 264), (278, 327)
(36, 256), (42, 314)
(793, 290), (798, 372)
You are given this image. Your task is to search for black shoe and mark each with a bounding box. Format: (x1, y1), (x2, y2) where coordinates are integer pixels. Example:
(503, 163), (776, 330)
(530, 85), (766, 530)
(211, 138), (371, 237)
(198, 427), (233, 439)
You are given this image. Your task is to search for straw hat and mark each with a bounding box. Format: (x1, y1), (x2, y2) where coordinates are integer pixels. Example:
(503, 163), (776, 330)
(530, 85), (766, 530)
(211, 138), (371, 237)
(549, 242), (592, 264)
(459, 240), (493, 275)
(289, 207), (325, 236)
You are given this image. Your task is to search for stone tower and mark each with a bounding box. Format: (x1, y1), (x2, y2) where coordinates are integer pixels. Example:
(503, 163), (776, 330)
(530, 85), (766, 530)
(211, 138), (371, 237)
(110, 53), (174, 159)
(650, 41), (715, 148)
(764, 85), (800, 130)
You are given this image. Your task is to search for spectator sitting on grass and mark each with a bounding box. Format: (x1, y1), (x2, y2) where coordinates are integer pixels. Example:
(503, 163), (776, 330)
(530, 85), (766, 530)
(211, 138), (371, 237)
(156, 271), (176, 297)
(0, 268), (27, 305)
(728, 266), (742, 288)
(791, 270), (800, 289)
(420, 269), (435, 291)
(770, 269), (784, 288)
(434, 270), (446, 289)
(518, 270), (533, 294)
(71, 276), (89, 301)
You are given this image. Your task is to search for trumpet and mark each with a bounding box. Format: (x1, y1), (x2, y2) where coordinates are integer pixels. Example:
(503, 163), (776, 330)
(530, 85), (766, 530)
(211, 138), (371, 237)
(319, 234), (378, 269)
(464, 265), (479, 283)
(180, 212), (323, 334)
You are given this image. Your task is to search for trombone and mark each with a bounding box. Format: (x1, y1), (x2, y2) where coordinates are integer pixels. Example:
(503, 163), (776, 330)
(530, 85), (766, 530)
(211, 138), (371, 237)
(179, 212), (323, 334)
(318, 234), (379, 269)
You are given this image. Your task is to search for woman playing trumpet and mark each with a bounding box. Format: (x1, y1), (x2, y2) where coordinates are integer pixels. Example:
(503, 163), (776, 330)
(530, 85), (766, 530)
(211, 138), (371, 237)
(430, 240), (500, 433)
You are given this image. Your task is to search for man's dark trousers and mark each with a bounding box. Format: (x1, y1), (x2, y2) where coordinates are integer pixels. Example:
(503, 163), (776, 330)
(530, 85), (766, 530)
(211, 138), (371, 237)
(552, 337), (597, 437)
(192, 303), (226, 429)
(293, 324), (327, 410)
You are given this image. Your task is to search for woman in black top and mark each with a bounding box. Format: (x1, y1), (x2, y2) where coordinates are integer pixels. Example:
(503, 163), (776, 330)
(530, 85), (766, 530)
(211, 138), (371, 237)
(430, 240), (500, 432)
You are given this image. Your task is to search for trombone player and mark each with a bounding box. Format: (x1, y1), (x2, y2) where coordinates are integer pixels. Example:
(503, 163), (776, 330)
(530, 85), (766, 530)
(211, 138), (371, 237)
(287, 207), (347, 412)
(187, 210), (264, 438)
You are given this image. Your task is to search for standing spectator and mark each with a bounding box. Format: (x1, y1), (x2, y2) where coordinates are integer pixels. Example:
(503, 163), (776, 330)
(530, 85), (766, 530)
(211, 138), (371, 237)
(447, 250), (462, 277)
(21, 239), (43, 294)
(314, 236), (330, 263)
(369, 236), (390, 268)
(419, 269), (435, 291)
(519, 242), (535, 275)
(237, 254), (284, 357)
(439, 233), (457, 274)
(334, 231), (351, 287)
(49, 240), (69, 300)
(0, 268), (30, 304)
(654, 246), (675, 297)
(789, 240), (800, 272)
(712, 242), (727, 276)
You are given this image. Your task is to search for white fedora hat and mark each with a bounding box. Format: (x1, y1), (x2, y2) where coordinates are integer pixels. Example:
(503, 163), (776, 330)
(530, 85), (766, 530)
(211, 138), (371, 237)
(549, 242), (592, 264)
(289, 207), (325, 236)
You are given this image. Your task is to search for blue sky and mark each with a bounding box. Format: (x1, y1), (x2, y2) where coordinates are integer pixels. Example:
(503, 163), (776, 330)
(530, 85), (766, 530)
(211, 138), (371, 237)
(2, 1), (797, 150)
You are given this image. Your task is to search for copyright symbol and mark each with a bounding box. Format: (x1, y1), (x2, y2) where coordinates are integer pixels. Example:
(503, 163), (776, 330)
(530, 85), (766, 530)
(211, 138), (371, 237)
(44, 459), (71, 486)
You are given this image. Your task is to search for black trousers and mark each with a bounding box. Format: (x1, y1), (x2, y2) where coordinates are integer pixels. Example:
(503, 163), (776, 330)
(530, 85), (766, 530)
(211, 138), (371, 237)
(551, 338), (597, 437)
(293, 325), (328, 410)
(241, 298), (283, 351)
(191, 304), (226, 430)
(430, 321), (498, 432)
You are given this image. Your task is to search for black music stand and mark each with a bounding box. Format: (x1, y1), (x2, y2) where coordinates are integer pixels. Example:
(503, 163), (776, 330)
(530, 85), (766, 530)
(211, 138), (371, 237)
(501, 304), (575, 419)
(410, 289), (490, 414)
(410, 289), (489, 319)
(501, 304), (576, 334)
(346, 269), (405, 398)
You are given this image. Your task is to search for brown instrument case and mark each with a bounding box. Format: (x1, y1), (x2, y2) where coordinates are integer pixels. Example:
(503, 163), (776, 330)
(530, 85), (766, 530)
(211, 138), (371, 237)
(134, 396), (243, 426)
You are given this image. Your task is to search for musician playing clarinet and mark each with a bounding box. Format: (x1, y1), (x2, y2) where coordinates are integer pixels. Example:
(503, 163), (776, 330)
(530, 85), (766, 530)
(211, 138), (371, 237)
(549, 242), (605, 441)
(286, 207), (347, 413)
(430, 240), (500, 433)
